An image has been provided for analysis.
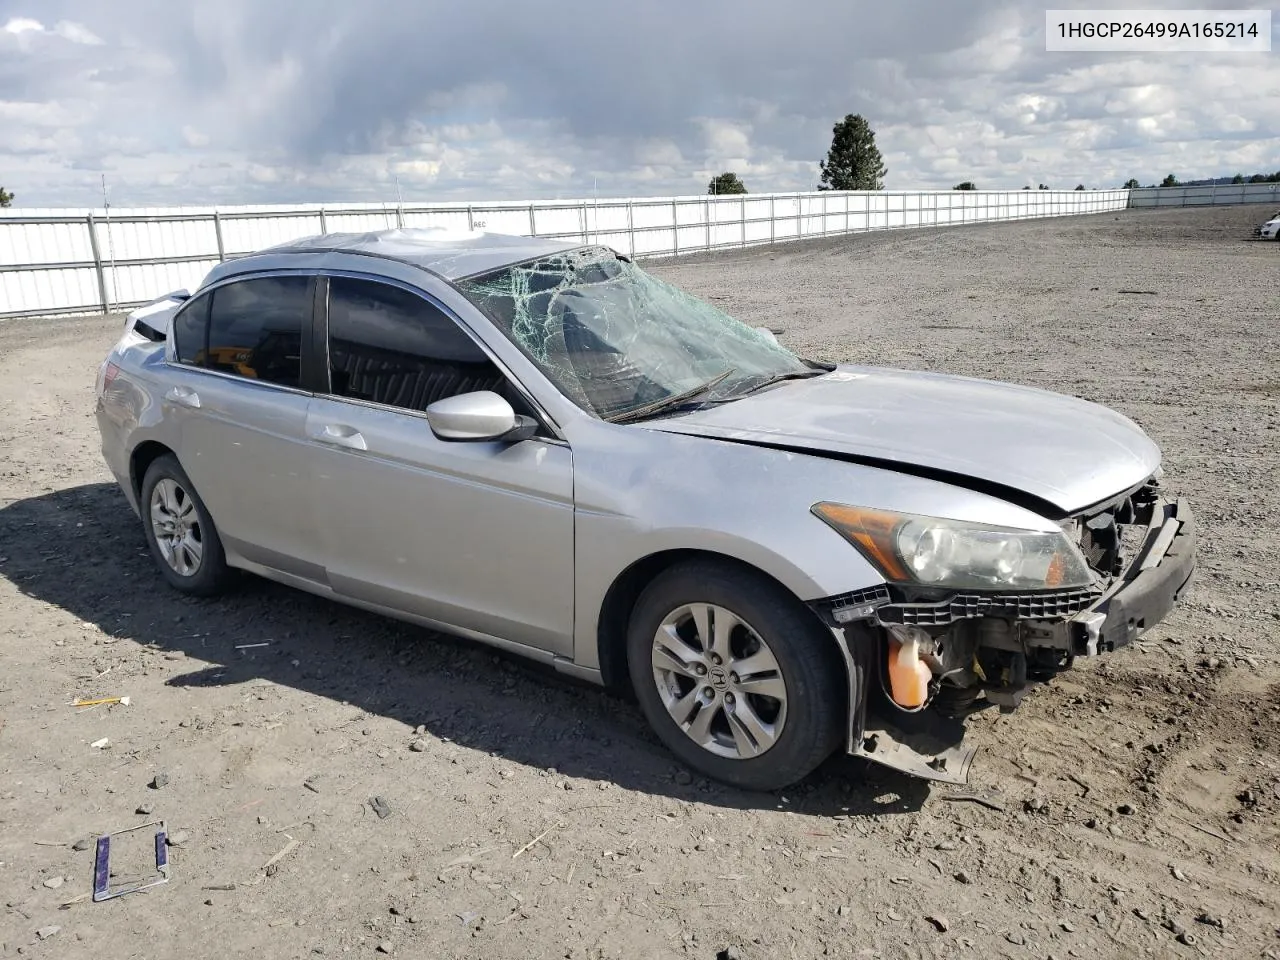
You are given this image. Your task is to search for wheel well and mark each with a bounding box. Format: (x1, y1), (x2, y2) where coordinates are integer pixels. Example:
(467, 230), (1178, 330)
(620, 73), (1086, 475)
(129, 441), (174, 500)
(595, 548), (832, 694)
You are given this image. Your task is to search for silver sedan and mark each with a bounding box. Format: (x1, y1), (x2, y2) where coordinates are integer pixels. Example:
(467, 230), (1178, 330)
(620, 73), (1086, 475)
(94, 228), (1196, 790)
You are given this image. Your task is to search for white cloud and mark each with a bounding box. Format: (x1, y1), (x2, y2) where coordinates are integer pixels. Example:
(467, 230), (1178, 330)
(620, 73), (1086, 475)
(54, 20), (104, 45)
(3, 16), (103, 44)
(2, 17), (43, 35)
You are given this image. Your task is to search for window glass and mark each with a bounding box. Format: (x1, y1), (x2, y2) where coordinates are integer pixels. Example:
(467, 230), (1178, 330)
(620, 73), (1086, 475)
(327, 277), (508, 412)
(205, 275), (310, 387)
(171, 293), (210, 365)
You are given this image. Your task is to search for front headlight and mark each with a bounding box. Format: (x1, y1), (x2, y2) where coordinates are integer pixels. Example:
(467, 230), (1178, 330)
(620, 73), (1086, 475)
(811, 502), (1096, 591)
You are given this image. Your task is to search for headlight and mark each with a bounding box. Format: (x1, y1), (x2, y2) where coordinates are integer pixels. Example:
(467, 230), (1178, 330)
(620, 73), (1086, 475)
(811, 502), (1096, 591)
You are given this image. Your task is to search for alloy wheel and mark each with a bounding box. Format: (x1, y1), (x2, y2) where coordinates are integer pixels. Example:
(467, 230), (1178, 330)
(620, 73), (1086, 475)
(149, 477), (204, 577)
(650, 602), (788, 759)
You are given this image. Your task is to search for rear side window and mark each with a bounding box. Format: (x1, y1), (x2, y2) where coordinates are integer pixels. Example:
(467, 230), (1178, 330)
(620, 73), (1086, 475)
(203, 275), (310, 388)
(326, 277), (507, 412)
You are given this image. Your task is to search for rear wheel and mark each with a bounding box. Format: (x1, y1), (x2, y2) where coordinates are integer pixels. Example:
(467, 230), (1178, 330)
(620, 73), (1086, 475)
(140, 454), (235, 596)
(626, 559), (846, 791)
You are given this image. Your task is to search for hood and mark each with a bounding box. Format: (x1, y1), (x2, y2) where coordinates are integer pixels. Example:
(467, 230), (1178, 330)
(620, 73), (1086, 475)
(648, 364), (1160, 516)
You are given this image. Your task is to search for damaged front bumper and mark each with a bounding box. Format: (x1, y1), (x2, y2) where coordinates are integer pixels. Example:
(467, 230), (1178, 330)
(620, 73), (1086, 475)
(1070, 496), (1195, 656)
(822, 493), (1196, 786)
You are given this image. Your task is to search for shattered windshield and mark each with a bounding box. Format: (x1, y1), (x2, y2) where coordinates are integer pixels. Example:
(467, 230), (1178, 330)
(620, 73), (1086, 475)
(455, 247), (814, 421)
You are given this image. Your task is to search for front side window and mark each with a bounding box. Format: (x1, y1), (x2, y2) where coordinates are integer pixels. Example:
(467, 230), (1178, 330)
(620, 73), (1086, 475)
(454, 247), (813, 421)
(326, 276), (508, 412)
(203, 275), (310, 388)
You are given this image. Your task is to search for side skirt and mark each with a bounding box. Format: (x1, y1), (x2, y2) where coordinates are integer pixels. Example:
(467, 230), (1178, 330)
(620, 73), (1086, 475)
(228, 556), (603, 685)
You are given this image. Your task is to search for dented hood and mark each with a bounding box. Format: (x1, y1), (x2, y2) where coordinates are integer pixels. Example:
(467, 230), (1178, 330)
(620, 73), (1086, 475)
(647, 364), (1161, 515)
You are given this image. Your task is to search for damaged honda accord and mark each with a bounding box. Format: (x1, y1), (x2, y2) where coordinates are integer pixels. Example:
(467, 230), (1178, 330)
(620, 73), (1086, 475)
(94, 228), (1196, 790)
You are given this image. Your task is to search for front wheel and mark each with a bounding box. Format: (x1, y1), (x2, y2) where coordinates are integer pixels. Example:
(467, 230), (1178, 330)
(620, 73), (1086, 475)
(626, 560), (847, 791)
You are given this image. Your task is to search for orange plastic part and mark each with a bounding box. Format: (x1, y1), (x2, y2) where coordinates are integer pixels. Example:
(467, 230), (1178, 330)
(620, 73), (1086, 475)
(887, 633), (932, 709)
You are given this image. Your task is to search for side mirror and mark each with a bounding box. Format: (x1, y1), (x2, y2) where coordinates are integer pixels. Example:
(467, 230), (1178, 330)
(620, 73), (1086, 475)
(425, 391), (538, 443)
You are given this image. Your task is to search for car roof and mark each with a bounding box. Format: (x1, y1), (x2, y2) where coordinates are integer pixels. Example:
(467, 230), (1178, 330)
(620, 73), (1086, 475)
(203, 228), (584, 285)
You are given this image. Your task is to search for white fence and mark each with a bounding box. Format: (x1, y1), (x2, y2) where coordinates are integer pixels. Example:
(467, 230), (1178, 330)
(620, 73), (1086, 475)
(1129, 182), (1280, 207)
(0, 185), (1171, 320)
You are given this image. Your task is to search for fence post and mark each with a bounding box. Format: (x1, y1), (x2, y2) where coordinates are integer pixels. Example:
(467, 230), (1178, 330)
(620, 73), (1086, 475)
(672, 199), (679, 256)
(741, 197), (747, 247)
(529, 204), (537, 238)
(86, 213), (109, 316)
(466, 205), (474, 231)
(797, 195), (802, 238)
(769, 195), (776, 245)
(319, 208), (328, 234)
(705, 197), (712, 251)
(626, 200), (635, 257)
(213, 211), (226, 262)
(580, 201), (588, 244)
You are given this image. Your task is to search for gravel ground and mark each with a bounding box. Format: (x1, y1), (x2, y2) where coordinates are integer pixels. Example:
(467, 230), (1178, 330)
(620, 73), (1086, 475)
(1, 204), (1278, 960)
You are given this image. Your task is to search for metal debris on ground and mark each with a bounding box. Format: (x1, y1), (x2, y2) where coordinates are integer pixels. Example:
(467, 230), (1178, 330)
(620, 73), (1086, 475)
(71, 696), (131, 708)
(91, 819), (171, 902)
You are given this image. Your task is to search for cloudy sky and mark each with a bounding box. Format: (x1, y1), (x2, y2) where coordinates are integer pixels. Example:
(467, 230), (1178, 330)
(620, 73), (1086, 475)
(1, 0), (1276, 207)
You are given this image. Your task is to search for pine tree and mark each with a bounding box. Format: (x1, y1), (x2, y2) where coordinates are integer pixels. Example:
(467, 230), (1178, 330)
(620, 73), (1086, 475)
(817, 114), (887, 191)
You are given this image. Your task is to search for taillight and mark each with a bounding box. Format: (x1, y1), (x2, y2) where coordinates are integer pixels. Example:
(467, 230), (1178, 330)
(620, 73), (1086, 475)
(97, 360), (121, 396)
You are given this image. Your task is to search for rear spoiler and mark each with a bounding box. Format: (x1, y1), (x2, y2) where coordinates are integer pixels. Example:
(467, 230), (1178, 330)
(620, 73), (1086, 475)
(125, 289), (190, 343)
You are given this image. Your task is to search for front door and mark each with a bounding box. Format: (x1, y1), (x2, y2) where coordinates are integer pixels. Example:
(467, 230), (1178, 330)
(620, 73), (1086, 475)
(304, 274), (575, 655)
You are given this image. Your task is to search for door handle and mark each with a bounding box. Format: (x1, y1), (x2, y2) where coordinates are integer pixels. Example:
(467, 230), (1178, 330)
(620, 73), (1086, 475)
(311, 423), (368, 451)
(164, 385), (201, 408)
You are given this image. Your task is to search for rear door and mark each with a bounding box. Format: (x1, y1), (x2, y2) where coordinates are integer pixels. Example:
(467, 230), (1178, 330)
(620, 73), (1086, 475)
(164, 272), (325, 580)
(303, 272), (575, 655)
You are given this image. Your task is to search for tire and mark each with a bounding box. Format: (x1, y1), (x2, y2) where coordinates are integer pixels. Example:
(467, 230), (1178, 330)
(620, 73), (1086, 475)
(625, 559), (847, 791)
(139, 453), (235, 597)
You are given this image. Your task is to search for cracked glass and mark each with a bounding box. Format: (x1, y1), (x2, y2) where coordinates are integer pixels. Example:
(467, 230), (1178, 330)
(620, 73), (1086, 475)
(455, 247), (815, 421)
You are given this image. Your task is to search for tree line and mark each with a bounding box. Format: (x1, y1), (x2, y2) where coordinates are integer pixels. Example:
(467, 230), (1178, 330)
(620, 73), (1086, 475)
(707, 114), (1280, 195)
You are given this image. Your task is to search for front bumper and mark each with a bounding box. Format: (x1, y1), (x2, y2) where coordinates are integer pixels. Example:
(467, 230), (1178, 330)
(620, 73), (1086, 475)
(1069, 496), (1195, 656)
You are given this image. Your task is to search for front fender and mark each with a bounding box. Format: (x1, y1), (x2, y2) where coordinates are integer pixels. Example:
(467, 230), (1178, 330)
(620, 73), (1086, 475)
(566, 422), (1056, 673)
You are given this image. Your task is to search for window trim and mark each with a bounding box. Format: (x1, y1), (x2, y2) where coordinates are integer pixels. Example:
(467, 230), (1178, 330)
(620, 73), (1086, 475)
(164, 268), (320, 397)
(314, 269), (565, 442)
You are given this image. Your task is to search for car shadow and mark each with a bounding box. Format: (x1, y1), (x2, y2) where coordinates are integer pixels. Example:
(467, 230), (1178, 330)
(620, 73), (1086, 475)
(0, 483), (931, 817)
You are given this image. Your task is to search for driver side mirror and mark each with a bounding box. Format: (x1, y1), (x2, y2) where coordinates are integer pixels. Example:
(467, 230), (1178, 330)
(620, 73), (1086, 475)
(425, 391), (539, 443)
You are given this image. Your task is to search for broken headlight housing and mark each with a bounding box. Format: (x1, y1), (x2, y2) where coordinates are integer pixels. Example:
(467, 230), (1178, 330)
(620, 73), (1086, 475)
(811, 503), (1096, 592)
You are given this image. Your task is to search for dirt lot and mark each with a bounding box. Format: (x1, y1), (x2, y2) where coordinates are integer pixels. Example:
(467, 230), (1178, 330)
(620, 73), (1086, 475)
(2, 204), (1278, 960)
